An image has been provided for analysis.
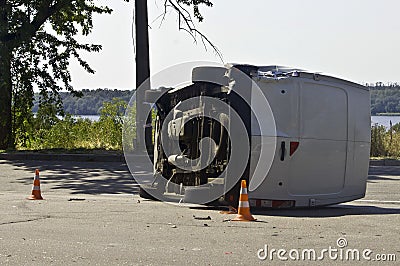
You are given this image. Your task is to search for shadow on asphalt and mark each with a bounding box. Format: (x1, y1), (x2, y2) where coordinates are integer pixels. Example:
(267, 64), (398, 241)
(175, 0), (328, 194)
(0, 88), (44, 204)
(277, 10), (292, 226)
(368, 166), (400, 183)
(253, 205), (400, 218)
(2, 160), (139, 195)
(192, 204), (400, 218)
(368, 175), (400, 182)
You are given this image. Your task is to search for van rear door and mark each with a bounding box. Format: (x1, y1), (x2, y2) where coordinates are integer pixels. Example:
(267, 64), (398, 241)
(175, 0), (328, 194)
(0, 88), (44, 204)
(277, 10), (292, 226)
(288, 82), (348, 196)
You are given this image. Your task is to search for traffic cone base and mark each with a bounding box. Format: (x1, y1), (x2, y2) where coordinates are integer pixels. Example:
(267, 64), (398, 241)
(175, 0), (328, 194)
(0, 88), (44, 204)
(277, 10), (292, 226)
(28, 193), (43, 200)
(232, 213), (256, 222)
(28, 169), (43, 200)
(231, 180), (256, 222)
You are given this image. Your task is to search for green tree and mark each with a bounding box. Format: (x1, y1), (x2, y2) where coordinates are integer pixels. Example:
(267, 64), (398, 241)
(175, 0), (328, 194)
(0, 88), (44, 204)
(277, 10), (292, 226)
(369, 84), (400, 115)
(0, 0), (114, 149)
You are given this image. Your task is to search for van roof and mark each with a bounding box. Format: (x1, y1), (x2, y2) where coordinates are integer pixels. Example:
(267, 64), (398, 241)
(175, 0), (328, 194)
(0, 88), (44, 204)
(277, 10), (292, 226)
(231, 64), (368, 91)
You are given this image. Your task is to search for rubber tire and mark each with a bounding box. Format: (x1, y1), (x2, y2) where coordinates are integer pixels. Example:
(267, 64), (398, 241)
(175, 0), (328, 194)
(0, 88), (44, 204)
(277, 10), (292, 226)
(192, 66), (229, 86)
(144, 87), (169, 103)
(139, 185), (160, 201)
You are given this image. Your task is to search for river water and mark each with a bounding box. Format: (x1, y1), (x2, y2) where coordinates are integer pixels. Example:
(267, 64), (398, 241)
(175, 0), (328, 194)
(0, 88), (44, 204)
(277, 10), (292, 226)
(73, 115), (100, 121)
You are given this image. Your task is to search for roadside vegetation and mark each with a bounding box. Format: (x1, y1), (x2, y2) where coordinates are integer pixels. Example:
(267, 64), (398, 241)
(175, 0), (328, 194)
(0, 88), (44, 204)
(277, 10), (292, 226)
(14, 98), (129, 151)
(371, 123), (400, 158)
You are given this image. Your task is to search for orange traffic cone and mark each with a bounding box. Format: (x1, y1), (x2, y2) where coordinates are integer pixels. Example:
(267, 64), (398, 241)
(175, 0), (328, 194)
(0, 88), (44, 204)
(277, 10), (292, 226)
(232, 180), (256, 221)
(28, 169), (43, 200)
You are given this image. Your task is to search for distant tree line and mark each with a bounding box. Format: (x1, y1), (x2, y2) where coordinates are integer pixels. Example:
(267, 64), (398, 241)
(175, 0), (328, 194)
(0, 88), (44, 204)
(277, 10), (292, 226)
(368, 82), (400, 115)
(31, 85), (400, 116)
(32, 89), (133, 115)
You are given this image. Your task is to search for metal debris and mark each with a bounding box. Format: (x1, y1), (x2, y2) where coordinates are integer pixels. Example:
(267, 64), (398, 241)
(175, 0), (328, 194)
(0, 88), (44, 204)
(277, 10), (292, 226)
(193, 215), (211, 220)
(68, 198), (85, 201)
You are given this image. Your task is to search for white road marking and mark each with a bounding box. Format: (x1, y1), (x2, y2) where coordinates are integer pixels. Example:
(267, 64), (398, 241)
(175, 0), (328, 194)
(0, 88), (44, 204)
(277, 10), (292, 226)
(356, 199), (400, 204)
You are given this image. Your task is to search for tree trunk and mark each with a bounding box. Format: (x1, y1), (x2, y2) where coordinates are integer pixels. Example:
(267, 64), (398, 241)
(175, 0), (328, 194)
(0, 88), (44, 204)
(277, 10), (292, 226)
(135, 0), (152, 152)
(0, 47), (13, 149)
(0, 2), (13, 149)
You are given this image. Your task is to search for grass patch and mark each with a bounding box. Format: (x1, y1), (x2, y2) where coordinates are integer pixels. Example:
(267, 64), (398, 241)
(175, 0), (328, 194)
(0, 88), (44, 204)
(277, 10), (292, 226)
(370, 156), (400, 160)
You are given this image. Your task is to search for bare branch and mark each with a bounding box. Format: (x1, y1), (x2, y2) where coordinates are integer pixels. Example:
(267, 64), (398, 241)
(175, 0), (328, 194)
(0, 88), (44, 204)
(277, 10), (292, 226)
(160, 0), (169, 27)
(157, 0), (223, 62)
(149, 0), (170, 28)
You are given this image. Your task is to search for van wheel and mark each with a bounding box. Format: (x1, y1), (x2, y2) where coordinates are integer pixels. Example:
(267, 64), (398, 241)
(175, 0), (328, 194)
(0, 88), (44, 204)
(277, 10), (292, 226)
(139, 185), (161, 201)
(192, 66), (229, 86)
(144, 87), (169, 103)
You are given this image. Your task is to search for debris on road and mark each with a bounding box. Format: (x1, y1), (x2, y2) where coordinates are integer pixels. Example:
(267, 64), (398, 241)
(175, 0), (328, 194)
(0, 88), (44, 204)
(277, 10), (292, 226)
(193, 215), (211, 220)
(68, 198), (85, 201)
(168, 223), (177, 228)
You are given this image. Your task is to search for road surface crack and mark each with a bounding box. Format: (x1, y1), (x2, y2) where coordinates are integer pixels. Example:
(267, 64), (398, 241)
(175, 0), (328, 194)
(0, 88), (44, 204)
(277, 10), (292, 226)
(0, 215), (50, 226)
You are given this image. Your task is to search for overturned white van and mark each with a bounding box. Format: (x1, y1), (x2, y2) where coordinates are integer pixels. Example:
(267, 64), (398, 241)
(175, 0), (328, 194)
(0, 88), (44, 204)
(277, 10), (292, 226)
(139, 64), (371, 208)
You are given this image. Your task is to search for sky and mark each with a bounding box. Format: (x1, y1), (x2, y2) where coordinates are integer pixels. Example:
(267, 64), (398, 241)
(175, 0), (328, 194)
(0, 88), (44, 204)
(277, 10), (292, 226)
(69, 0), (400, 90)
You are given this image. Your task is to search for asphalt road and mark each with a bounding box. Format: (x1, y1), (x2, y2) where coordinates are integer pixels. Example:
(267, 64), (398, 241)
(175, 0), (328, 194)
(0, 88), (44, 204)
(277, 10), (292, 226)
(0, 160), (399, 265)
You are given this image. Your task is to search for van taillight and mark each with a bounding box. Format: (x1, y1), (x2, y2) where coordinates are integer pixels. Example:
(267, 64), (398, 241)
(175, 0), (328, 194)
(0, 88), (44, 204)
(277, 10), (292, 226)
(290, 141), (299, 156)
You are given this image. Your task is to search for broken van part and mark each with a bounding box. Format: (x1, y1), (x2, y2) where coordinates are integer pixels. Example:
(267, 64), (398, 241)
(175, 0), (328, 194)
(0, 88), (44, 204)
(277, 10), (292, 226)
(123, 63), (371, 208)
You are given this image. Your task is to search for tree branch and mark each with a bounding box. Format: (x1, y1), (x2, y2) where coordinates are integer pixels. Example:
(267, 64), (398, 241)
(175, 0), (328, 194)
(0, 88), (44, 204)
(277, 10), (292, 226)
(4, 0), (72, 48)
(159, 0), (223, 62)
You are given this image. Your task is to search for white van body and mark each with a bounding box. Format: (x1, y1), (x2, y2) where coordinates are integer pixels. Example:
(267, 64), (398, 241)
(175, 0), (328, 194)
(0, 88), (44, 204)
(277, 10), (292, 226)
(141, 64), (371, 208)
(246, 66), (371, 207)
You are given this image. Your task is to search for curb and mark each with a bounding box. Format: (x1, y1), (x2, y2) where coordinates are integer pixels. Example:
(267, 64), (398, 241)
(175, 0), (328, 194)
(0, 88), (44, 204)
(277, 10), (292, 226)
(369, 159), (400, 166)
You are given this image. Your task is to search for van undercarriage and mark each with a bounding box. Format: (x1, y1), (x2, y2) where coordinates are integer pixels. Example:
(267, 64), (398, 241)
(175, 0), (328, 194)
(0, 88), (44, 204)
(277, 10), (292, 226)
(143, 79), (250, 206)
